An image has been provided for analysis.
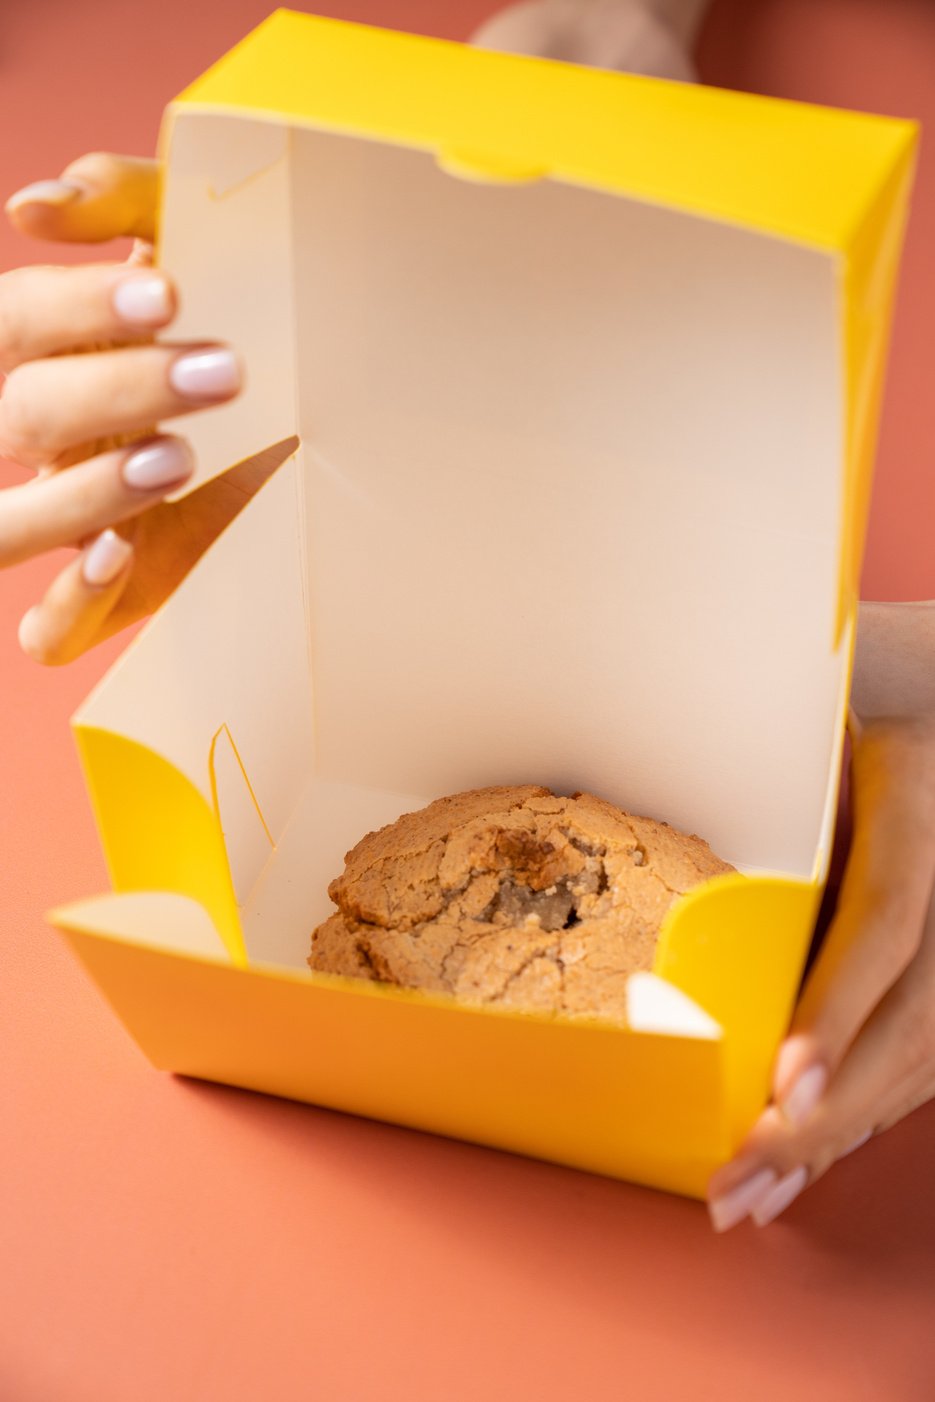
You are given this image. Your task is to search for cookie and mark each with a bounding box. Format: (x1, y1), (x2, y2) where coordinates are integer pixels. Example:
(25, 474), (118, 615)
(308, 786), (734, 1023)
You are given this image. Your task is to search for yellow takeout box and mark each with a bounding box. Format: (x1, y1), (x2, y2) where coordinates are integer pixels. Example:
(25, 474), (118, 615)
(51, 10), (917, 1199)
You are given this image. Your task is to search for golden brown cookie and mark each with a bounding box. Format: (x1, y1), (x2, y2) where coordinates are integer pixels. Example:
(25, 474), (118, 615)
(308, 786), (734, 1023)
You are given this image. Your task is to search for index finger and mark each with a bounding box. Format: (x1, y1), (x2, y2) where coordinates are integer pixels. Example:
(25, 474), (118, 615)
(5, 152), (159, 244)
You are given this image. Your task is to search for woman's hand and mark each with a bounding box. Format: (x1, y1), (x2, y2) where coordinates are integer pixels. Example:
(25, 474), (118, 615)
(471, 0), (701, 78)
(2, 151), (290, 665)
(474, 0), (935, 1231)
(708, 605), (935, 1230)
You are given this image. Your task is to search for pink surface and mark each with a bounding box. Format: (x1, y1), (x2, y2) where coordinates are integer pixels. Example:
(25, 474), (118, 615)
(1, 4), (934, 1400)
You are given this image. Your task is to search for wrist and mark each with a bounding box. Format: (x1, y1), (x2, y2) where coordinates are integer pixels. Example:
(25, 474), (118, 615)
(853, 600), (935, 722)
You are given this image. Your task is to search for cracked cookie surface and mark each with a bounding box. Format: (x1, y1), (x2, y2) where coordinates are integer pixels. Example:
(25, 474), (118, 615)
(308, 786), (735, 1023)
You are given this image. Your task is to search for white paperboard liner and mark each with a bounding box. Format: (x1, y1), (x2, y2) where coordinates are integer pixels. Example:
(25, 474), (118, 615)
(77, 113), (850, 985)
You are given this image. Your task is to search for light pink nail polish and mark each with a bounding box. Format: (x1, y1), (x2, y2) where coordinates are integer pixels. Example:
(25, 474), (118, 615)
(168, 348), (241, 402)
(112, 274), (172, 327)
(122, 438), (194, 492)
(752, 1165), (809, 1227)
(82, 530), (132, 587)
(782, 1064), (828, 1126)
(5, 179), (83, 212)
(708, 1167), (778, 1233)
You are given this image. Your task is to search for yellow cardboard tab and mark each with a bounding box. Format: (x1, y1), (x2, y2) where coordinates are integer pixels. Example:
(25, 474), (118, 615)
(75, 727), (246, 966)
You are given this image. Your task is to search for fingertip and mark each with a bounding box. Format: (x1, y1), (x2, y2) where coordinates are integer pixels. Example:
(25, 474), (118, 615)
(750, 1164), (809, 1228)
(5, 179), (87, 238)
(168, 345), (243, 403)
(111, 269), (177, 330)
(17, 605), (45, 663)
(18, 600), (74, 667)
(19, 527), (137, 667)
(705, 1102), (792, 1208)
(81, 529), (133, 588)
(707, 1167), (779, 1233)
(778, 1061), (829, 1129)
(772, 1033), (817, 1102)
(7, 154), (159, 244)
(5, 178), (84, 214)
(121, 435), (194, 492)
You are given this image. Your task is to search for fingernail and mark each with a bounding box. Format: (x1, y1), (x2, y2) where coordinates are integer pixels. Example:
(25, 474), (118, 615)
(839, 1129), (872, 1160)
(5, 179), (83, 212)
(781, 1064), (828, 1127)
(169, 347), (241, 401)
(82, 529), (132, 586)
(752, 1165), (809, 1227)
(112, 273), (172, 327)
(122, 438), (194, 492)
(708, 1167), (778, 1233)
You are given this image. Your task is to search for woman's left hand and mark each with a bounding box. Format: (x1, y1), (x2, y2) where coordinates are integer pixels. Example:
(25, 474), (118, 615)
(707, 700), (935, 1231)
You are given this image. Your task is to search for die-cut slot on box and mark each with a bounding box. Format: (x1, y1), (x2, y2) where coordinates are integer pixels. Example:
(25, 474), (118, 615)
(50, 10), (917, 1199)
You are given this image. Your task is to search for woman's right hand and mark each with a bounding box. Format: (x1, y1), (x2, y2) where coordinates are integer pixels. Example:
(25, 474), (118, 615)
(2, 152), (290, 665)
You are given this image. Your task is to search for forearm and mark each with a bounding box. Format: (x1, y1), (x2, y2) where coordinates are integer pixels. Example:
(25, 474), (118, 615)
(639, 0), (712, 43)
(471, 0), (707, 78)
(853, 600), (935, 722)
(504, 0), (712, 36)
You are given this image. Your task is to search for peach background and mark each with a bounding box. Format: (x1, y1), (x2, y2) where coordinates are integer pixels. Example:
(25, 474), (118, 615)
(2, 3), (934, 1400)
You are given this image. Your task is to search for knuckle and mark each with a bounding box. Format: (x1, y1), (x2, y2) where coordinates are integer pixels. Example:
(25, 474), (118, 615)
(17, 610), (62, 666)
(0, 268), (32, 371)
(105, 359), (151, 419)
(61, 150), (123, 190)
(0, 364), (46, 462)
(0, 365), (48, 465)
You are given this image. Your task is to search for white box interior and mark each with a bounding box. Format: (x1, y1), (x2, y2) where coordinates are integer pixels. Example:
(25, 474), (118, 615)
(77, 112), (850, 970)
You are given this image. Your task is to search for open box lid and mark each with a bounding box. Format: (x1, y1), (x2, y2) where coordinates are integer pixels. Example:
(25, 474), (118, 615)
(75, 10), (917, 891)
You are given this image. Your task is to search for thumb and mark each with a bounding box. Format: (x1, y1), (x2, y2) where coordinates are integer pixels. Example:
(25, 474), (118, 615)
(5, 152), (159, 245)
(772, 718), (935, 1124)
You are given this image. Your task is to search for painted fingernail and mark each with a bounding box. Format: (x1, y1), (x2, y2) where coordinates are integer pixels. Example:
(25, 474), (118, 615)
(122, 438), (194, 492)
(169, 347), (241, 401)
(752, 1165), (809, 1227)
(82, 529), (133, 586)
(708, 1167), (778, 1233)
(5, 179), (83, 212)
(839, 1129), (872, 1160)
(781, 1064), (828, 1127)
(112, 273), (173, 327)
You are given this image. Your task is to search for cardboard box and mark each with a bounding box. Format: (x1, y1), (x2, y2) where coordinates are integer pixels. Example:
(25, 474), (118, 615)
(51, 10), (917, 1199)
